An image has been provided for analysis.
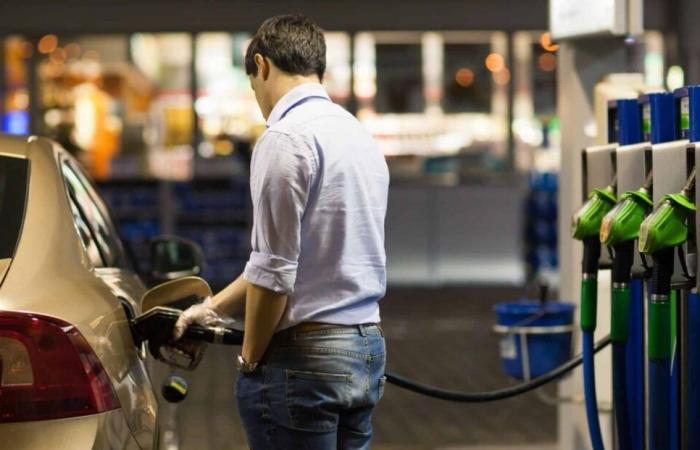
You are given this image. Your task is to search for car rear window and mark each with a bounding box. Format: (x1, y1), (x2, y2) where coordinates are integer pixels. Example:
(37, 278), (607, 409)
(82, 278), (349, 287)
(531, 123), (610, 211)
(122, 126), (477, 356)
(0, 156), (29, 259)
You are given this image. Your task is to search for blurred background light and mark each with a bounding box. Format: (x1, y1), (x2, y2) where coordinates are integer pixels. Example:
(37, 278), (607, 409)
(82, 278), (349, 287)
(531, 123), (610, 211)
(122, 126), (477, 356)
(485, 52), (505, 72)
(38, 34), (58, 54)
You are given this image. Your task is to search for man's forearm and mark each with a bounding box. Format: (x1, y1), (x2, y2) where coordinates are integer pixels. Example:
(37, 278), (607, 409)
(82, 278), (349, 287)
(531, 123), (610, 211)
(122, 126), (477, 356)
(211, 274), (248, 318)
(242, 282), (288, 363)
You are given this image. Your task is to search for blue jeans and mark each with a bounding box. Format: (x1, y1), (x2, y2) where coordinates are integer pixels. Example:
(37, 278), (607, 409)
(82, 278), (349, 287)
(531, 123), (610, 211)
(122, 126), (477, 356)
(236, 324), (386, 450)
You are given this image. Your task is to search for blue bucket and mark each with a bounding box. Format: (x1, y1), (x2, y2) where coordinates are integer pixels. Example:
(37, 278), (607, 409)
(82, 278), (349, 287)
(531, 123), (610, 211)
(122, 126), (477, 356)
(494, 300), (576, 380)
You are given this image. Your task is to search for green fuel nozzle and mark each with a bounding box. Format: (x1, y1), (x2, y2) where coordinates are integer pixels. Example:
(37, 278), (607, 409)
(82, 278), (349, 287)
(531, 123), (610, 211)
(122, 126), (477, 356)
(600, 174), (653, 246)
(572, 183), (617, 241)
(638, 168), (696, 255)
(573, 179), (616, 333)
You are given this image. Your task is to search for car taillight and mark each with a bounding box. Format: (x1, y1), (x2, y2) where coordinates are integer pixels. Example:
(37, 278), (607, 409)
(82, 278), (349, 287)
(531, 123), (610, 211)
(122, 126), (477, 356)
(0, 311), (120, 422)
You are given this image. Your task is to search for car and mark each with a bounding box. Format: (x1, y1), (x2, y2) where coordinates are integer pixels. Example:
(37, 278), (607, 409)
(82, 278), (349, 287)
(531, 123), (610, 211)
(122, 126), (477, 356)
(0, 134), (203, 449)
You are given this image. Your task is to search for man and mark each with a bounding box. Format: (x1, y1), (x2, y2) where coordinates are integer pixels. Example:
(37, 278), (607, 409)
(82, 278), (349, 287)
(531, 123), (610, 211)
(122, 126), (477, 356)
(173, 14), (390, 450)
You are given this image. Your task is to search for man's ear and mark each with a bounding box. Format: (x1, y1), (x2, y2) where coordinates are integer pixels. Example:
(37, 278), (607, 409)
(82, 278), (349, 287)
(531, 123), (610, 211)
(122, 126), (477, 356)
(254, 54), (270, 81)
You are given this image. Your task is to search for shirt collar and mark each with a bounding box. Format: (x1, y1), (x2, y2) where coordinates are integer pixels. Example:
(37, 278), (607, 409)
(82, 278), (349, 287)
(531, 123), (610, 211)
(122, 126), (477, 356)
(266, 82), (330, 127)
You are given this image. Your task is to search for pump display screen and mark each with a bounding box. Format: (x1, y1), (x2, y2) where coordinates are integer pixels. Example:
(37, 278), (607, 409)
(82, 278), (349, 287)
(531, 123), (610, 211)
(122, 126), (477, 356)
(679, 95), (690, 138)
(642, 103), (651, 142)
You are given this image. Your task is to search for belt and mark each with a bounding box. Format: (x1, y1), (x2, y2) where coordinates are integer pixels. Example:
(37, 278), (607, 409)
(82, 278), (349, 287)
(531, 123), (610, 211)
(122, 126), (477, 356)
(281, 321), (383, 336)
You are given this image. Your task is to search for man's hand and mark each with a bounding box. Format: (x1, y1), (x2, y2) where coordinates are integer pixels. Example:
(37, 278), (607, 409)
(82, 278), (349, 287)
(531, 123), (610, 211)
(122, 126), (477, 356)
(173, 297), (236, 341)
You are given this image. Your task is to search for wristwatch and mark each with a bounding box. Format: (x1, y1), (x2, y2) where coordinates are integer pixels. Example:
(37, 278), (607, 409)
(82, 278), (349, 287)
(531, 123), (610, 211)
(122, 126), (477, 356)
(236, 354), (259, 374)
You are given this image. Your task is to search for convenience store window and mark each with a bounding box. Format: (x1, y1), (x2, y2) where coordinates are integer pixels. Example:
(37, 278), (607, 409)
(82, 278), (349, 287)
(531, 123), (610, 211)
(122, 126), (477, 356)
(511, 31), (560, 173)
(27, 33), (195, 180)
(323, 32), (352, 107)
(192, 31), (349, 164)
(375, 42), (424, 114)
(29, 33), (151, 179)
(194, 32), (261, 163)
(131, 33), (193, 180)
(354, 31), (509, 178)
(442, 43), (492, 114)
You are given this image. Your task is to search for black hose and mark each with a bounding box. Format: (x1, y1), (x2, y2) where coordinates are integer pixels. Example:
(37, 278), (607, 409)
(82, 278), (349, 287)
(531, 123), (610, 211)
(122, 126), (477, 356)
(651, 247), (674, 297)
(612, 241), (634, 284)
(384, 334), (611, 402)
(583, 237), (602, 276)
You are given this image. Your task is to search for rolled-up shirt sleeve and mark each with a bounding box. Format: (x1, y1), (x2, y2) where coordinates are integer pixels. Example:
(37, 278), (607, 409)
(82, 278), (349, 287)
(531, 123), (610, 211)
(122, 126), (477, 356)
(243, 130), (315, 294)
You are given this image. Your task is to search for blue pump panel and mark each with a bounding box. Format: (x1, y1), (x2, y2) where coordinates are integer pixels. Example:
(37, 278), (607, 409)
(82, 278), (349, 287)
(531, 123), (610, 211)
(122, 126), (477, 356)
(639, 92), (679, 144)
(610, 98), (644, 145)
(673, 85), (700, 142)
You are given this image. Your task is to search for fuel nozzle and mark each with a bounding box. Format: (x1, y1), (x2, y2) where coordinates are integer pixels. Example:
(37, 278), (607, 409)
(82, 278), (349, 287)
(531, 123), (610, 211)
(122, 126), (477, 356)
(600, 174), (653, 246)
(572, 182), (618, 241)
(639, 168), (696, 255)
(573, 180), (617, 334)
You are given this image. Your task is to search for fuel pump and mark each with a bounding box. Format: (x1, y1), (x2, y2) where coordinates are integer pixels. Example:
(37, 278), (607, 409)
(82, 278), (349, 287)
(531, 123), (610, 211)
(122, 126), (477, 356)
(674, 84), (700, 450)
(637, 90), (692, 450)
(600, 97), (649, 450)
(572, 140), (618, 450)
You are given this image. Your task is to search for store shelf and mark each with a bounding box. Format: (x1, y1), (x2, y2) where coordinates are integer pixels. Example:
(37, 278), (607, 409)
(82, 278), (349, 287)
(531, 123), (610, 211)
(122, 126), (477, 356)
(97, 175), (252, 290)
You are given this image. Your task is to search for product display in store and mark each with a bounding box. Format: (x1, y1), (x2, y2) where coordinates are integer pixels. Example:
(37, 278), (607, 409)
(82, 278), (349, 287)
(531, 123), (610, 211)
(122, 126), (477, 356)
(3, 37), (31, 135)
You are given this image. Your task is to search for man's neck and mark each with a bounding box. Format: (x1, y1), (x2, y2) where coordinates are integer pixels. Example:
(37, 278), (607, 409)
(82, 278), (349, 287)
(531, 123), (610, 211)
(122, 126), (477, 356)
(268, 75), (320, 110)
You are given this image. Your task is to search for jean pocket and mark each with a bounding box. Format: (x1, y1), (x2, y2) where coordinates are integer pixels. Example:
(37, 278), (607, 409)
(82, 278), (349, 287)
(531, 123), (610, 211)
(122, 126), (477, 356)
(285, 369), (352, 431)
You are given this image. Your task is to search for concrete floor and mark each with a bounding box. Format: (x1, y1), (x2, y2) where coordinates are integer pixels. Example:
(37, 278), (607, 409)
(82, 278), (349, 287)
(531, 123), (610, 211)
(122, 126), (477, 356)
(159, 286), (559, 450)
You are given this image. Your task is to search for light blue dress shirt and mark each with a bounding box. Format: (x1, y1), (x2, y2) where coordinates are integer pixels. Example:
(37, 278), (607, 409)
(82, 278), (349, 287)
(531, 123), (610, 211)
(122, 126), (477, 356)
(243, 83), (390, 331)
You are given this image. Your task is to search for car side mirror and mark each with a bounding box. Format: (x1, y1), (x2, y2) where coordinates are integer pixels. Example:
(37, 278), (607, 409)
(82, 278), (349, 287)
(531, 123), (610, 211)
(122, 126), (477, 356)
(150, 236), (203, 283)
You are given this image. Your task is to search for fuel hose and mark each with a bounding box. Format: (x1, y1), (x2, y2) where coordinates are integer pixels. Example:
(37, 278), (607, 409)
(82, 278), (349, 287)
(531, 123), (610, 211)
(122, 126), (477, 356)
(611, 241), (635, 450)
(384, 334), (611, 402)
(648, 247), (674, 450)
(580, 237), (605, 450)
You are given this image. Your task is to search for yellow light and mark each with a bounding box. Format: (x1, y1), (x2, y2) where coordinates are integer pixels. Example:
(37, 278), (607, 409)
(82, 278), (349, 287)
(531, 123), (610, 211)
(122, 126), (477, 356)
(37, 34), (58, 54)
(538, 53), (557, 72)
(455, 68), (475, 87)
(539, 32), (560, 52)
(485, 53), (505, 73)
(214, 139), (234, 156)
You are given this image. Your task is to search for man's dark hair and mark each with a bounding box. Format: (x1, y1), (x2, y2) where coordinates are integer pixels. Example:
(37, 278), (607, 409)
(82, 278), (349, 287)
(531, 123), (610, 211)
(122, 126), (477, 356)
(245, 14), (326, 81)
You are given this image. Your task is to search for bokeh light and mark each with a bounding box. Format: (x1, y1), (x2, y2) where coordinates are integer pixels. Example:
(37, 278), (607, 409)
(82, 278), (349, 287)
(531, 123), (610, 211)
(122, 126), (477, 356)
(455, 68), (475, 87)
(65, 42), (82, 59)
(539, 32), (560, 52)
(38, 34), (59, 54)
(493, 68), (511, 85)
(485, 53), (505, 73)
(49, 47), (67, 64)
(538, 53), (557, 72)
(667, 65), (685, 91)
